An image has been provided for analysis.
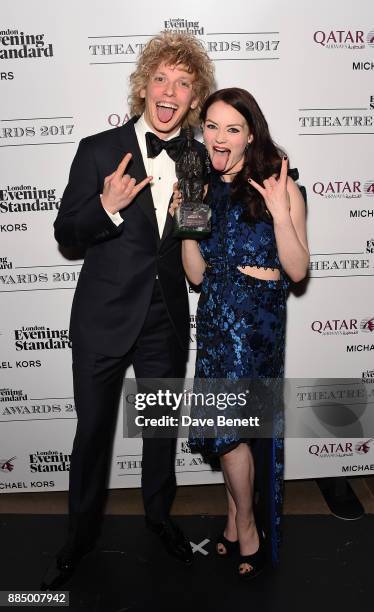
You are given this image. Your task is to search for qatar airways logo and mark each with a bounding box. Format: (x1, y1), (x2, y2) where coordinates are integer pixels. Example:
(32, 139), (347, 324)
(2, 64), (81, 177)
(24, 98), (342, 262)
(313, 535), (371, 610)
(360, 317), (374, 333)
(311, 317), (374, 336)
(309, 442), (353, 458)
(355, 439), (374, 454)
(367, 30), (374, 48)
(309, 440), (374, 458)
(107, 112), (130, 129)
(311, 319), (358, 336)
(0, 456), (16, 472)
(313, 29), (374, 49)
(312, 179), (374, 199)
(364, 180), (374, 196)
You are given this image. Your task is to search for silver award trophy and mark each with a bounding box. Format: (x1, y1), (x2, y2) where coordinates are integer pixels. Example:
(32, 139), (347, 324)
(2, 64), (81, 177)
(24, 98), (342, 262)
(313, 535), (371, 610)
(173, 129), (211, 238)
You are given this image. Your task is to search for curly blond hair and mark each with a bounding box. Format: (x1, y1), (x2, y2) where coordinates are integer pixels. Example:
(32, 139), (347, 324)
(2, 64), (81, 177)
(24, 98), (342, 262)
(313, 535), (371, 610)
(129, 32), (215, 127)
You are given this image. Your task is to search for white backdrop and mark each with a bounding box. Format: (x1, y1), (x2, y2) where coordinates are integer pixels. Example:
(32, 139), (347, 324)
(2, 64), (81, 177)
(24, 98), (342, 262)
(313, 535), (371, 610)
(1, 0), (374, 494)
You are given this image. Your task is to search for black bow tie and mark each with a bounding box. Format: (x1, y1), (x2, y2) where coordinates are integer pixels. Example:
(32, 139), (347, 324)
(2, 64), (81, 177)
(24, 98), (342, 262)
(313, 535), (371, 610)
(145, 131), (186, 162)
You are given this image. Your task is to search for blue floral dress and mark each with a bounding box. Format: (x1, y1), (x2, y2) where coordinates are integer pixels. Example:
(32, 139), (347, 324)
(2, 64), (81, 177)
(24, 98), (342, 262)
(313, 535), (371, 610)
(189, 172), (289, 566)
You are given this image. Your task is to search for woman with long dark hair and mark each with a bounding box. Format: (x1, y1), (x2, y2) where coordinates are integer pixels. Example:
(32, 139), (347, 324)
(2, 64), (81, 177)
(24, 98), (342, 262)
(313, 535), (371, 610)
(172, 87), (309, 578)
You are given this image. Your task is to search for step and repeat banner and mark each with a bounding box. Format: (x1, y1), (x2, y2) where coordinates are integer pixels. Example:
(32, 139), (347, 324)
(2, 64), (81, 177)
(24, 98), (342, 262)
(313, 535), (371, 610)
(1, 0), (374, 494)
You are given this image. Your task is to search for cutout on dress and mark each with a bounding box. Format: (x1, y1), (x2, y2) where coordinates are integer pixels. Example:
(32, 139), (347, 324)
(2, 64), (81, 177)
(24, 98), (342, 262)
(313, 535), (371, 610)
(237, 266), (280, 281)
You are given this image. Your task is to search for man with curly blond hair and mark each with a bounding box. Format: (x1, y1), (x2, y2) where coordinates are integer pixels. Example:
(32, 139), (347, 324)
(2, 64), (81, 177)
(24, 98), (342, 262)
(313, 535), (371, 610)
(44, 33), (214, 587)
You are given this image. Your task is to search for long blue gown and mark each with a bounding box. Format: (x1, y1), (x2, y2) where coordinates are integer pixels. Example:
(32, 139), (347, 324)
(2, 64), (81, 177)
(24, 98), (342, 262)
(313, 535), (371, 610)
(188, 172), (289, 566)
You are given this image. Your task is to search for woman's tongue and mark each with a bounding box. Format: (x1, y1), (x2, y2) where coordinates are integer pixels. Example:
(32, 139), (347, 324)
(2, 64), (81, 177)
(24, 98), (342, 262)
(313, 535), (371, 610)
(212, 148), (230, 171)
(156, 105), (175, 123)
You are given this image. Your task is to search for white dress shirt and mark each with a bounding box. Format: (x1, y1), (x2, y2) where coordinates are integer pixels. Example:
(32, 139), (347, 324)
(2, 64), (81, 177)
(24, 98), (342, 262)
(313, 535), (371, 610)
(105, 114), (179, 237)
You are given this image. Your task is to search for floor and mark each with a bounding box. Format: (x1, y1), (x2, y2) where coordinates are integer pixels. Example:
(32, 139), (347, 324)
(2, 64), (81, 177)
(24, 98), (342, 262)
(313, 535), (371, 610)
(1, 512), (372, 612)
(1, 478), (373, 611)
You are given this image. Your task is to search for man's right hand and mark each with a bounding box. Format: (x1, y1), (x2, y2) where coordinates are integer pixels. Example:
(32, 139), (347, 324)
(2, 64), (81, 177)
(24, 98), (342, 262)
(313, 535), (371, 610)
(101, 153), (153, 214)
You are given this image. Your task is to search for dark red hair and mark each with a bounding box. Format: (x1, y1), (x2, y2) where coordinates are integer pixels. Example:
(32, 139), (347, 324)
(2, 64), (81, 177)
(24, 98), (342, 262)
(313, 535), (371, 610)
(200, 87), (285, 223)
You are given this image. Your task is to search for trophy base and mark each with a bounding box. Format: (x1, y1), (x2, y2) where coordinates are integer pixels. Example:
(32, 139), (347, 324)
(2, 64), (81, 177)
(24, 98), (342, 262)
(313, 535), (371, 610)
(173, 203), (211, 239)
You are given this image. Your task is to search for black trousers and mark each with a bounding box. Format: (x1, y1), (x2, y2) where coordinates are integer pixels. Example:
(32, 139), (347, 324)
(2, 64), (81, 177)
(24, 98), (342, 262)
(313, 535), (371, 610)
(67, 281), (187, 546)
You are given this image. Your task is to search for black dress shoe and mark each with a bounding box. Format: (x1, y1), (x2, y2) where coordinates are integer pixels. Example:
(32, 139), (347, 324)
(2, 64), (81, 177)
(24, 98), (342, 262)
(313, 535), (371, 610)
(40, 542), (94, 590)
(146, 517), (193, 564)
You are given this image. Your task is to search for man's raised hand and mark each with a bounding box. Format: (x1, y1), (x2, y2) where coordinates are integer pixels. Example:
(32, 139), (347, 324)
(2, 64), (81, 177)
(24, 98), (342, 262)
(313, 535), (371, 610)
(101, 153), (153, 214)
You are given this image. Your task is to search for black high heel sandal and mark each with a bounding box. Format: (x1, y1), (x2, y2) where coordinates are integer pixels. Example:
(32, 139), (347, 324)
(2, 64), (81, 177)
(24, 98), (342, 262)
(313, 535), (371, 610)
(215, 532), (239, 557)
(238, 529), (266, 579)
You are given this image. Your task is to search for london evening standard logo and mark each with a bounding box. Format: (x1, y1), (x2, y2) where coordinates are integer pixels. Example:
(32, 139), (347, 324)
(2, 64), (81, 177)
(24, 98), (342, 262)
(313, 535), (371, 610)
(0, 388), (28, 402)
(311, 316), (374, 336)
(180, 440), (192, 454)
(0, 387), (75, 420)
(89, 19), (280, 64)
(0, 256), (12, 270)
(0, 29), (54, 60)
(164, 18), (204, 35)
(0, 456), (16, 472)
(190, 314), (197, 348)
(312, 28), (373, 50)
(14, 326), (72, 351)
(308, 439), (374, 458)
(29, 450), (70, 473)
(362, 369), (374, 383)
(0, 185), (60, 214)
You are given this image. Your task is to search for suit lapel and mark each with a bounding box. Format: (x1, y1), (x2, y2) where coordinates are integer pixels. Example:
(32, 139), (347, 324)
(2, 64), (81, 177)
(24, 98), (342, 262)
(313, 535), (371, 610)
(160, 206), (174, 247)
(159, 126), (189, 248)
(117, 118), (159, 240)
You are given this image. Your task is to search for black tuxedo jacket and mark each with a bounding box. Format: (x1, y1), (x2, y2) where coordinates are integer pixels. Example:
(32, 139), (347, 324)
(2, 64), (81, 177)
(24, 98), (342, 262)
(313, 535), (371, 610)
(54, 117), (200, 357)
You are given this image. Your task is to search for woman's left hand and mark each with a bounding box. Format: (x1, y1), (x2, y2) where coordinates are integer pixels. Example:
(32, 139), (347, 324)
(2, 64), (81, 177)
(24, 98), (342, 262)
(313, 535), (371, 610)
(248, 156), (291, 222)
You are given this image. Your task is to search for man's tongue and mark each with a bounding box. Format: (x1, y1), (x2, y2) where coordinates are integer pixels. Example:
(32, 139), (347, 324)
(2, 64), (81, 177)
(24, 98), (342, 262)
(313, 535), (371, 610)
(212, 149), (230, 172)
(156, 105), (175, 123)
